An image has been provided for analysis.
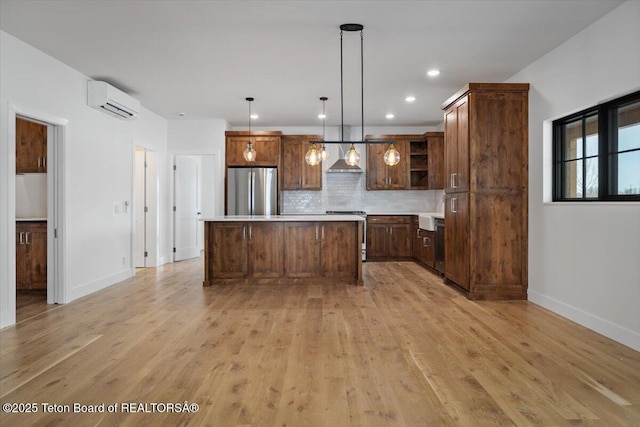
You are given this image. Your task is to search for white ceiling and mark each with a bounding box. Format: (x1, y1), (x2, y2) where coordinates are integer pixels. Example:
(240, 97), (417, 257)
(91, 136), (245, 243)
(0, 0), (624, 127)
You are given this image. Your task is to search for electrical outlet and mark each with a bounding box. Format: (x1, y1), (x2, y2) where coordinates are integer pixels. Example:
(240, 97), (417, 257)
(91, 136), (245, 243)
(114, 203), (121, 214)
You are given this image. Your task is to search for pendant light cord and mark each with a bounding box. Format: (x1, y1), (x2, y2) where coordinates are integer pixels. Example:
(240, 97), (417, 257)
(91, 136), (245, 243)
(340, 29), (344, 142)
(322, 98), (326, 140)
(360, 29), (364, 143)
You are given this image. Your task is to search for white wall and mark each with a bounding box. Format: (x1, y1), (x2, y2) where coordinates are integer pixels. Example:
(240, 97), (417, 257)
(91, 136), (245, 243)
(0, 30), (169, 328)
(506, 1), (640, 350)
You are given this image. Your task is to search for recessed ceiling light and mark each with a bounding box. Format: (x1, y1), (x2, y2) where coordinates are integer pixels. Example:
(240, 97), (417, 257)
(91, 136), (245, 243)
(178, 112), (186, 117)
(250, 114), (259, 119)
(405, 96), (416, 103)
(318, 113), (326, 119)
(427, 69), (440, 77)
(386, 113), (395, 119)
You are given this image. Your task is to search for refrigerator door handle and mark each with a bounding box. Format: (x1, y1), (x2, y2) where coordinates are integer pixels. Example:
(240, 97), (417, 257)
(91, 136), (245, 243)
(251, 169), (256, 215)
(247, 170), (252, 215)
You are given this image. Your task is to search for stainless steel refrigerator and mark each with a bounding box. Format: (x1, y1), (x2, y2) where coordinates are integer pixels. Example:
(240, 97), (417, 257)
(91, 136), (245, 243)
(227, 167), (278, 215)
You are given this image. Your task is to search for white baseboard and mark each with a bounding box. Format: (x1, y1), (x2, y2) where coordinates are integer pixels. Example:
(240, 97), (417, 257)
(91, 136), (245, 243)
(528, 289), (640, 352)
(65, 269), (134, 303)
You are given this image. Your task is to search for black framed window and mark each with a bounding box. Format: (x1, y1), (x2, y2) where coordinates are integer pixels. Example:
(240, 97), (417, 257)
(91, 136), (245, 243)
(553, 91), (640, 201)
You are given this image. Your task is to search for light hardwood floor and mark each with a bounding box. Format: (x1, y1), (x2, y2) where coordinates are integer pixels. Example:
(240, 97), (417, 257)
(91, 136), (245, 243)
(1, 259), (639, 426)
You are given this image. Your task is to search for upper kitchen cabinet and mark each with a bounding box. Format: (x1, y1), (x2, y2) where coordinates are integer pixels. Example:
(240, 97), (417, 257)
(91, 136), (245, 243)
(366, 135), (417, 190)
(424, 132), (444, 190)
(225, 131), (282, 167)
(442, 83), (529, 300)
(281, 135), (322, 191)
(444, 98), (469, 193)
(16, 117), (47, 173)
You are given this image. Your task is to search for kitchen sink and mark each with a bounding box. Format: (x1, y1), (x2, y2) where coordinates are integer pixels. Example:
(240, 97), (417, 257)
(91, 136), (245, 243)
(418, 214), (436, 231)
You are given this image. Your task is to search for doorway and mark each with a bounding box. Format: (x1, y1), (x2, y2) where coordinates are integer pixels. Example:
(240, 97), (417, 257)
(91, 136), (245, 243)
(10, 109), (66, 324)
(133, 148), (158, 268)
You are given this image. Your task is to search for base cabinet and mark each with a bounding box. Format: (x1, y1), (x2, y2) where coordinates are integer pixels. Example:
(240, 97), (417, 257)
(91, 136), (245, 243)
(205, 221), (362, 285)
(366, 216), (412, 260)
(16, 221), (47, 290)
(444, 193), (470, 291)
(417, 229), (435, 268)
(208, 222), (284, 279)
(284, 222), (358, 279)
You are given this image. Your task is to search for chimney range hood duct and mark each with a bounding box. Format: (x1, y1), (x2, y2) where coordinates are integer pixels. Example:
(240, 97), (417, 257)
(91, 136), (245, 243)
(327, 127), (363, 173)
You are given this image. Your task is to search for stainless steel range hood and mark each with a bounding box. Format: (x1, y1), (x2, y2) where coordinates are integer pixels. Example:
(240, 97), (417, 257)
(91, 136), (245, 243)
(326, 127), (364, 173)
(327, 156), (363, 173)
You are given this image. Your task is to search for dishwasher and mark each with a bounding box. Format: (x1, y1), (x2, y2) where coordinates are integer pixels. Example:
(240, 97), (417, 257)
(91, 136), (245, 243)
(434, 218), (445, 275)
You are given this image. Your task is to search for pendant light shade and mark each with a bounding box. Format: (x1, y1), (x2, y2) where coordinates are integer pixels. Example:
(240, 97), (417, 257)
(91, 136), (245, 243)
(320, 145), (328, 161)
(243, 142), (256, 162)
(345, 143), (360, 166)
(384, 143), (400, 166)
(243, 97), (256, 162)
(305, 143), (321, 166)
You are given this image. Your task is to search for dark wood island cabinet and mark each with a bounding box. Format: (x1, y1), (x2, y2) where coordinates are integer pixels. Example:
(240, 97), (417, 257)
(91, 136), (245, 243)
(204, 216), (363, 286)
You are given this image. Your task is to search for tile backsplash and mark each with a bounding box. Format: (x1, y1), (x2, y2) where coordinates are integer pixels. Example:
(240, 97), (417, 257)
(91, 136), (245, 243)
(282, 172), (444, 214)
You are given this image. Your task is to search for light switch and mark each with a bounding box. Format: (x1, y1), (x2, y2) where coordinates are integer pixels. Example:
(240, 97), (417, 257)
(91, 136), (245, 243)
(114, 203), (121, 214)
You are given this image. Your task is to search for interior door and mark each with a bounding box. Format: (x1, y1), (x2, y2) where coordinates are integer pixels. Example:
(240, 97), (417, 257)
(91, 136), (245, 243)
(174, 156), (201, 261)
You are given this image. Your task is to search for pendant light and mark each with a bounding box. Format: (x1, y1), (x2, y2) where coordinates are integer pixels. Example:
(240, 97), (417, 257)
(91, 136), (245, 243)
(243, 97), (256, 162)
(312, 23), (393, 173)
(342, 24), (363, 166)
(305, 97), (328, 166)
(345, 144), (361, 166)
(384, 142), (400, 166)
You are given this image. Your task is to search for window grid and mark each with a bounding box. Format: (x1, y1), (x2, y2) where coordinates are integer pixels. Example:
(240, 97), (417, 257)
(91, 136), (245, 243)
(553, 91), (640, 202)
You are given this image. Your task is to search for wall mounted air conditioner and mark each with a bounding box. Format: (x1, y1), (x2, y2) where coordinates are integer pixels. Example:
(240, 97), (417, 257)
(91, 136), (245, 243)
(87, 80), (140, 120)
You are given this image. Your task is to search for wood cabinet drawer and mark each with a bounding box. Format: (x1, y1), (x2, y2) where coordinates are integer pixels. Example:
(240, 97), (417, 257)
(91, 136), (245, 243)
(367, 215), (411, 224)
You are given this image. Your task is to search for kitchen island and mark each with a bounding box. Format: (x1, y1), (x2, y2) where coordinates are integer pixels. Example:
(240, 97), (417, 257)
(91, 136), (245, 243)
(203, 215), (364, 286)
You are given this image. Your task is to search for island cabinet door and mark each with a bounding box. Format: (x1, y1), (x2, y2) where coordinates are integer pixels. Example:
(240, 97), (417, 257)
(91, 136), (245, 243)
(284, 222), (320, 277)
(248, 222), (284, 278)
(211, 223), (248, 278)
(320, 222), (357, 278)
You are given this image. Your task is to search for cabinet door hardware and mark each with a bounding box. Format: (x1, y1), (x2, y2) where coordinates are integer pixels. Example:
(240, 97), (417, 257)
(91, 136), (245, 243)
(451, 198), (458, 213)
(25, 232), (30, 245)
(315, 225), (319, 240)
(243, 225), (247, 240)
(249, 225), (252, 241)
(43, 156), (46, 169)
(19, 232), (24, 244)
(321, 225), (325, 240)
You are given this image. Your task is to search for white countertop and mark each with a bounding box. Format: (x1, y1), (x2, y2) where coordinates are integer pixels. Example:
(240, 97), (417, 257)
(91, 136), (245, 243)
(16, 217), (47, 221)
(203, 215), (365, 222)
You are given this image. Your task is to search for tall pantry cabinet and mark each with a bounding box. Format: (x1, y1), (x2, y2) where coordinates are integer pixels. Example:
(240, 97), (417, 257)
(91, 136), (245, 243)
(443, 83), (529, 300)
